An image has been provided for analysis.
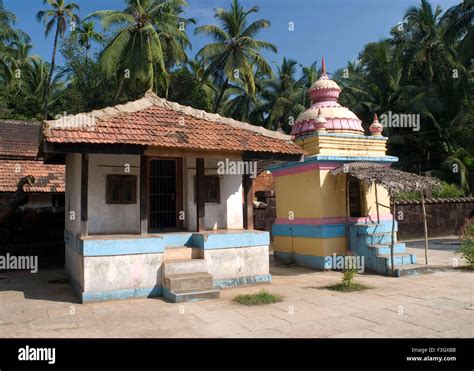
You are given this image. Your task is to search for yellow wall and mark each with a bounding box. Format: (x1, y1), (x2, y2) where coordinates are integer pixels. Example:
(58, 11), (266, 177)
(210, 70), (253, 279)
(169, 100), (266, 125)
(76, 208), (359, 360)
(274, 170), (322, 219)
(273, 236), (347, 256)
(275, 168), (392, 221)
(361, 181), (391, 218)
(319, 170), (347, 218)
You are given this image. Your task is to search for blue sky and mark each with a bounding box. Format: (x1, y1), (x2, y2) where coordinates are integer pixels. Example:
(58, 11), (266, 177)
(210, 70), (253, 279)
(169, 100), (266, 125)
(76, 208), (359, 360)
(5, 0), (461, 75)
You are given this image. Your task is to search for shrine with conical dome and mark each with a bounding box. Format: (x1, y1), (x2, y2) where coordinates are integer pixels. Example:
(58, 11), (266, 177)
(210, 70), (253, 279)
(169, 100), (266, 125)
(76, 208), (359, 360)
(268, 57), (412, 274)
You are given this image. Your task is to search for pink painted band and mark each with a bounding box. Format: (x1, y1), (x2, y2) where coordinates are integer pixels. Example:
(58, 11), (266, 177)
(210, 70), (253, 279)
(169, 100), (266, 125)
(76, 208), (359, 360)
(275, 214), (393, 225)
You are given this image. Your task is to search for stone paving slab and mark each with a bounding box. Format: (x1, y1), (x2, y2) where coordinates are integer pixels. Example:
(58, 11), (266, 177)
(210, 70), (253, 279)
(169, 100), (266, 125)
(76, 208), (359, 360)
(0, 240), (472, 338)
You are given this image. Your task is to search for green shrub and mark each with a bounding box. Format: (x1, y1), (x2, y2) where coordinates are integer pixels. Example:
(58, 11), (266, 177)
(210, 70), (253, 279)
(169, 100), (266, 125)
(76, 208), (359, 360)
(323, 267), (372, 292)
(457, 218), (474, 268)
(397, 190), (421, 200)
(398, 182), (464, 200)
(341, 267), (357, 287)
(433, 182), (465, 198)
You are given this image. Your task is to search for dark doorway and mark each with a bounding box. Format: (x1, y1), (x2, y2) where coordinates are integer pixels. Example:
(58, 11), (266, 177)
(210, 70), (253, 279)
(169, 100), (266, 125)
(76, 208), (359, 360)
(149, 158), (183, 231)
(348, 176), (363, 217)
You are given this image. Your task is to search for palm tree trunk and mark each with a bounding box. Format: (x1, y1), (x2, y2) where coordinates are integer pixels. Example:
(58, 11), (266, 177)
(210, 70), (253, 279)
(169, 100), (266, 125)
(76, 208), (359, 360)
(114, 77), (125, 104)
(213, 78), (229, 113)
(42, 18), (60, 119)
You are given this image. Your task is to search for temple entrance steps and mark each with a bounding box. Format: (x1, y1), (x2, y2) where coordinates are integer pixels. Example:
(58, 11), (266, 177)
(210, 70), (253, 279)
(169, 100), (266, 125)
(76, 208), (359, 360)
(163, 246), (200, 261)
(349, 222), (428, 277)
(163, 258), (208, 275)
(162, 252), (220, 302)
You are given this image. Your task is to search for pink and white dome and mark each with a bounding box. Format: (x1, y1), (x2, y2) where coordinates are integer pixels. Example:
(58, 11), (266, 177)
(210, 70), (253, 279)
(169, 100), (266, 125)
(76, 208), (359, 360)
(291, 57), (365, 136)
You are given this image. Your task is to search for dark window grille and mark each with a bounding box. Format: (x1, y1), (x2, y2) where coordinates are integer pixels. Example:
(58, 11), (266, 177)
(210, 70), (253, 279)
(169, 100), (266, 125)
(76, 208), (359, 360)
(349, 176), (362, 217)
(149, 159), (178, 229)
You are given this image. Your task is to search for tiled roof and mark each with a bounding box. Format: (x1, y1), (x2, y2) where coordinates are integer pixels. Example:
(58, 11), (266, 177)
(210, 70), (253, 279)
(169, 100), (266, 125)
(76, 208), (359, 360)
(0, 159), (64, 193)
(0, 120), (42, 159)
(43, 91), (303, 155)
(0, 120), (65, 193)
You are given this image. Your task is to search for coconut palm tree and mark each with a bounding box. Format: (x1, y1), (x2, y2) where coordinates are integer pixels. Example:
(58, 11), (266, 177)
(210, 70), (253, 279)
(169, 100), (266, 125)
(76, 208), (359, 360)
(223, 64), (270, 123)
(195, 0), (277, 113)
(297, 61), (318, 107)
(0, 4), (30, 86)
(87, 0), (193, 99)
(334, 0), (473, 184)
(72, 21), (103, 61)
(298, 61), (318, 89)
(4, 54), (64, 119)
(441, 0), (473, 48)
(403, 0), (451, 84)
(253, 58), (304, 131)
(187, 58), (219, 104)
(36, 0), (80, 118)
(19, 56), (53, 99)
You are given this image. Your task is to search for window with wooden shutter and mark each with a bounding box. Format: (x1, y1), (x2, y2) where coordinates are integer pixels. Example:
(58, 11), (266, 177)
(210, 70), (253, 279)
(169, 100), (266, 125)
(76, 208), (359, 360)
(106, 175), (137, 204)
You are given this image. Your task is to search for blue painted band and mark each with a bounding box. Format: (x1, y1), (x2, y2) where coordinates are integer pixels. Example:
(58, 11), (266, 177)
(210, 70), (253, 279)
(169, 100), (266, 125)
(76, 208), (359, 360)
(272, 223), (346, 238)
(82, 285), (163, 303)
(213, 274), (272, 288)
(192, 231), (270, 249)
(81, 237), (170, 256)
(68, 231), (269, 256)
(268, 154), (398, 172)
(274, 252), (329, 270)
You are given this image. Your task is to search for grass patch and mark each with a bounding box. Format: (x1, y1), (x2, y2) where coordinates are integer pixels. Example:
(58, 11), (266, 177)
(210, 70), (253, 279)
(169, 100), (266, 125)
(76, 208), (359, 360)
(323, 282), (372, 292)
(233, 289), (283, 306)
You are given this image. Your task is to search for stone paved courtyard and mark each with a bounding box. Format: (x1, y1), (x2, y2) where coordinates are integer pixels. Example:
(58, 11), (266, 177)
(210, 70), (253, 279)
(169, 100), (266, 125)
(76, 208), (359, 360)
(0, 239), (472, 338)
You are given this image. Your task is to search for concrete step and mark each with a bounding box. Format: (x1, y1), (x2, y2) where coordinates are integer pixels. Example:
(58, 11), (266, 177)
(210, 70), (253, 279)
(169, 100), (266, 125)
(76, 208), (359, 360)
(368, 243), (406, 255)
(164, 247), (200, 261)
(357, 232), (395, 245)
(163, 272), (213, 291)
(377, 253), (416, 267)
(352, 221), (396, 234)
(393, 264), (429, 277)
(163, 287), (220, 303)
(162, 259), (208, 276)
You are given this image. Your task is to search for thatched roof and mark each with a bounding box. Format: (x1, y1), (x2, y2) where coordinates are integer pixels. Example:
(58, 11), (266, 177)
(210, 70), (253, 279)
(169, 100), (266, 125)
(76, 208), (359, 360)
(330, 162), (440, 196)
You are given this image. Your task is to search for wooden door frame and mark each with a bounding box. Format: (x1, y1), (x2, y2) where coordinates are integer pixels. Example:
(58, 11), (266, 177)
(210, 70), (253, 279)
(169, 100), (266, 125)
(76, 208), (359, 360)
(148, 157), (184, 232)
(348, 176), (365, 218)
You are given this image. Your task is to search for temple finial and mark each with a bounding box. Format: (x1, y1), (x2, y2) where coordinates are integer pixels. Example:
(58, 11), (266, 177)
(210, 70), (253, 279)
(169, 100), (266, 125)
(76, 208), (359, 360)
(369, 113), (383, 136)
(321, 56), (327, 76)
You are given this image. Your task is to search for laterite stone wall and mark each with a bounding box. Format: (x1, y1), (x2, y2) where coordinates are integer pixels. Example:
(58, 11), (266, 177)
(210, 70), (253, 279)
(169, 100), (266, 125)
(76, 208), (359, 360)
(395, 198), (474, 241)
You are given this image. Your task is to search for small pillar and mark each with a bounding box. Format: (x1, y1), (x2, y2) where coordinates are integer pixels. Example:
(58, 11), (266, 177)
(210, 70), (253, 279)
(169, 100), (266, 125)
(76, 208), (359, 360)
(243, 174), (254, 230)
(80, 153), (88, 237)
(196, 158), (205, 232)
